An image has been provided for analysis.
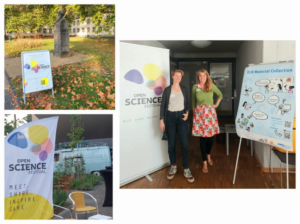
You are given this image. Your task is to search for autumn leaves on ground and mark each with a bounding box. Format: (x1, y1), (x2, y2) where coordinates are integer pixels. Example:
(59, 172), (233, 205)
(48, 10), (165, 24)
(6, 37), (115, 109)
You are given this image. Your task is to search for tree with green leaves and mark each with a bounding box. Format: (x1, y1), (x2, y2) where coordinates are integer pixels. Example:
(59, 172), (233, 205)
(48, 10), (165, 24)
(67, 115), (84, 152)
(5, 4), (115, 38)
(4, 114), (32, 136)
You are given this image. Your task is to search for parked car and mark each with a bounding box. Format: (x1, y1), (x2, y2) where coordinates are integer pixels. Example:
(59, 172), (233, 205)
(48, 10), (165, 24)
(54, 145), (112, 176)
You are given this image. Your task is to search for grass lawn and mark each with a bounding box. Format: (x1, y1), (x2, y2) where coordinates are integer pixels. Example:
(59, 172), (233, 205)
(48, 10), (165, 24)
(6, 37), (115, 109)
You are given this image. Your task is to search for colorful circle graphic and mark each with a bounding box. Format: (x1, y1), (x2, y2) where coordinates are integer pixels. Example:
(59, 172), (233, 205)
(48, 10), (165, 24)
(41, 138), (53, 154)
(28, 125), (49, 144)
(40, 78), (49, 85)
(30, 60), (38, 67)
(124, 69), (144, 84)
(143, 64), (162, 80)
(24, 64), (30, 69)
(31, 144), (42, 155)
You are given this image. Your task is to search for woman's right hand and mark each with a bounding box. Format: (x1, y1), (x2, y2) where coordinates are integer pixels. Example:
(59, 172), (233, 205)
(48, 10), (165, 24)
(160, 120), (165, 132)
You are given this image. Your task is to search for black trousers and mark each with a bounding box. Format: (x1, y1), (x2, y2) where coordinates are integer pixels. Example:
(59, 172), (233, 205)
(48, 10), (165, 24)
(200, 136), (214, 161)
(166, 110), (189, 168)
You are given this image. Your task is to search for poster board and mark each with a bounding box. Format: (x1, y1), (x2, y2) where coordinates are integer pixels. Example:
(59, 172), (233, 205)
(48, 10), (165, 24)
(5, 117), (59, 219)
(120, 43), (170, 186)
(235, 62), (295, 151)
(21, 50), (54, 96)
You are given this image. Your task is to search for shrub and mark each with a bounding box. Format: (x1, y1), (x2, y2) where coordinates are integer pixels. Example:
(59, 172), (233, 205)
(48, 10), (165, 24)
(70, 178), (82, 189)
(77, 182), (94, 191)
(53, 188), (68, 206)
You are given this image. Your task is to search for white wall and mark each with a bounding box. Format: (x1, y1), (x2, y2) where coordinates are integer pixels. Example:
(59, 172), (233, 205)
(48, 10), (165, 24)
(236, 41), (263, 116)
(255, 40), (296, 169)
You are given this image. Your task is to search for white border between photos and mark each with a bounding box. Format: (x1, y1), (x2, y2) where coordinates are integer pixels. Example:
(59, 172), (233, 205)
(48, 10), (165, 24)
(1, 0), (300, 223)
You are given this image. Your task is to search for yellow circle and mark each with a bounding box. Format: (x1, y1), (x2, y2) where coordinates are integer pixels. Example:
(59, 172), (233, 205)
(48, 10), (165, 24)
(28, 125), (49, 144)
(5, 193), (53, 219)
(40, 78), (49, 85)
(30, 60), (38, 67)
(143, 64), (162, 80)
(24, 79), (27, 84)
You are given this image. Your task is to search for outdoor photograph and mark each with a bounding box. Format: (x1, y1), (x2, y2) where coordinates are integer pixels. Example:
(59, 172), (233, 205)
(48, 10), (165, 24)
(4, 114), (113, 219)
(120, 40), (296, 189)
(4, 4), (115, 110)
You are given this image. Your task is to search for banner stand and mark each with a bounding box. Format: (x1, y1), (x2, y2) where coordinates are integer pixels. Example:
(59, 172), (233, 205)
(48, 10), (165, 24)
(233, 61), (294, 189)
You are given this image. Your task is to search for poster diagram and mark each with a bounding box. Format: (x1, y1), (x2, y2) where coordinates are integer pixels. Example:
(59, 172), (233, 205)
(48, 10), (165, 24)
(236, 63), (295, 151)
(21, 50), (53, 94)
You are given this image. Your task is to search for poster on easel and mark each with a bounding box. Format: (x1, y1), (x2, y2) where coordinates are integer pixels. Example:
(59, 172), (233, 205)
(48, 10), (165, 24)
(21, 50), (54, 103)
(236, 62), (295, 151)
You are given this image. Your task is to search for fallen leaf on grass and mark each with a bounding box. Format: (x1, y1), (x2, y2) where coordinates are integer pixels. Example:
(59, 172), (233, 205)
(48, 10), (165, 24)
(45, 103), (52, 110)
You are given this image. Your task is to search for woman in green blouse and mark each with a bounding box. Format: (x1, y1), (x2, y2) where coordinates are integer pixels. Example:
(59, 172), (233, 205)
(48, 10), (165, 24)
(192, 69), (222, 173)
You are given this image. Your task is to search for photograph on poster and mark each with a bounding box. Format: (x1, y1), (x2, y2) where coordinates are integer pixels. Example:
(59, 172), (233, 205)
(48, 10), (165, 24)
(4, 4), (115, 110)
(4, 114), (113, 220)
(119, 40), (296, 189)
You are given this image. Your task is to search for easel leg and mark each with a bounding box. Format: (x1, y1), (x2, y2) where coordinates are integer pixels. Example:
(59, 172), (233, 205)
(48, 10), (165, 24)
(52, 88), (54, 98)
(23, 93), (26, 104)
(233, 137), (243, 184)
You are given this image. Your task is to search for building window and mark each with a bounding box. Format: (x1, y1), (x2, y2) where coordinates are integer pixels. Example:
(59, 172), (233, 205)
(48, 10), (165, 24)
(87, 19), (90, 24)
(49, 29), (52, 34)
(73, 21), (76, 25)
(87, 27), (90, 33)
(73, 28), (75, 33)
(82, 28), (85, 32)
(93, 27), (95, 32)
(43, 29), (47, 34)
(38, 28), (41, 33)
(77, 28), (80, 33)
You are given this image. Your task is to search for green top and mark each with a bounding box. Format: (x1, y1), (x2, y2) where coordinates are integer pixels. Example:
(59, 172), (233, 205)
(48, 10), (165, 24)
(192, 83), (223, 108)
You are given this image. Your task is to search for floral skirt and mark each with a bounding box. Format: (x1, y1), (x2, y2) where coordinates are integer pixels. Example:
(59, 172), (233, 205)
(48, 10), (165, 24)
(192, 105), (220, 137)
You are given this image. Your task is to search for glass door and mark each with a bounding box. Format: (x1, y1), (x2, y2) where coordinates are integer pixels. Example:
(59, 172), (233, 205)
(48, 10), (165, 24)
(209, 62), (234, 119)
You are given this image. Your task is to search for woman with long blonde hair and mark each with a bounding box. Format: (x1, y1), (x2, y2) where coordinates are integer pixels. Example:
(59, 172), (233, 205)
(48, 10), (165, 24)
(192, 69), (222, 173)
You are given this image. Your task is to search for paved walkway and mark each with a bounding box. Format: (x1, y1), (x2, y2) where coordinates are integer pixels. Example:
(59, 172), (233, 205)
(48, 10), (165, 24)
(5, 52), (92, 77)
(53, 181), (113, 220)
(5, 75), (14, 109)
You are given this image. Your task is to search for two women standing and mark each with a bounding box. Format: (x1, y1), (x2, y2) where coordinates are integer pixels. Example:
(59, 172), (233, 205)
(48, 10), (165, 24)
(160, 69), (222, 183)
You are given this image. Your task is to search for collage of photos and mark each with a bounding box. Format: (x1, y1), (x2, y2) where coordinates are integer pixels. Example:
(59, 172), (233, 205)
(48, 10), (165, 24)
(2, 1), (298, 223)
(4, 4), (114, 220)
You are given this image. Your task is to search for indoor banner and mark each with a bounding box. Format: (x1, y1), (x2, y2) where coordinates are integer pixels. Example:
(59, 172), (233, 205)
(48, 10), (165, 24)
(120, 43), (170, 186)
(5, 116), (59, 219)
(236, 62), (295, 151)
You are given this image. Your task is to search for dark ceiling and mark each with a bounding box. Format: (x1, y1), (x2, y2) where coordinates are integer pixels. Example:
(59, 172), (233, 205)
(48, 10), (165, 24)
(33, 114), (113, 143)
(158, 40), (243, 54)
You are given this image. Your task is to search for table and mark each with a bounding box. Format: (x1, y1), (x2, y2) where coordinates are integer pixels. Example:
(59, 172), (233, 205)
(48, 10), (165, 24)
(99, 169), (113, 207)
(88, 214), (112, 220)
(225, 124), (254, 156)
(225, 124), (236, 155)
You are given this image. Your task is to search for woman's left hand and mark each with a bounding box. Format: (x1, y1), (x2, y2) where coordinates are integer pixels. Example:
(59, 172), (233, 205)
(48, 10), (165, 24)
(182, 112), (188, 121)
(211, 104), (218, 108)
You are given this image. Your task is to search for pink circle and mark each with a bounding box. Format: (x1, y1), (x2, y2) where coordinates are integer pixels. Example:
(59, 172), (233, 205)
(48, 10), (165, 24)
(41, 138), (53, 153)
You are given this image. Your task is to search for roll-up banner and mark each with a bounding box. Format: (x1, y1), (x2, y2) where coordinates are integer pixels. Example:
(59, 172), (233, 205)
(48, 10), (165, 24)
(5, 116), (59, 219)
(236, 62), (295, 151)
(120, 43), (170, 186)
